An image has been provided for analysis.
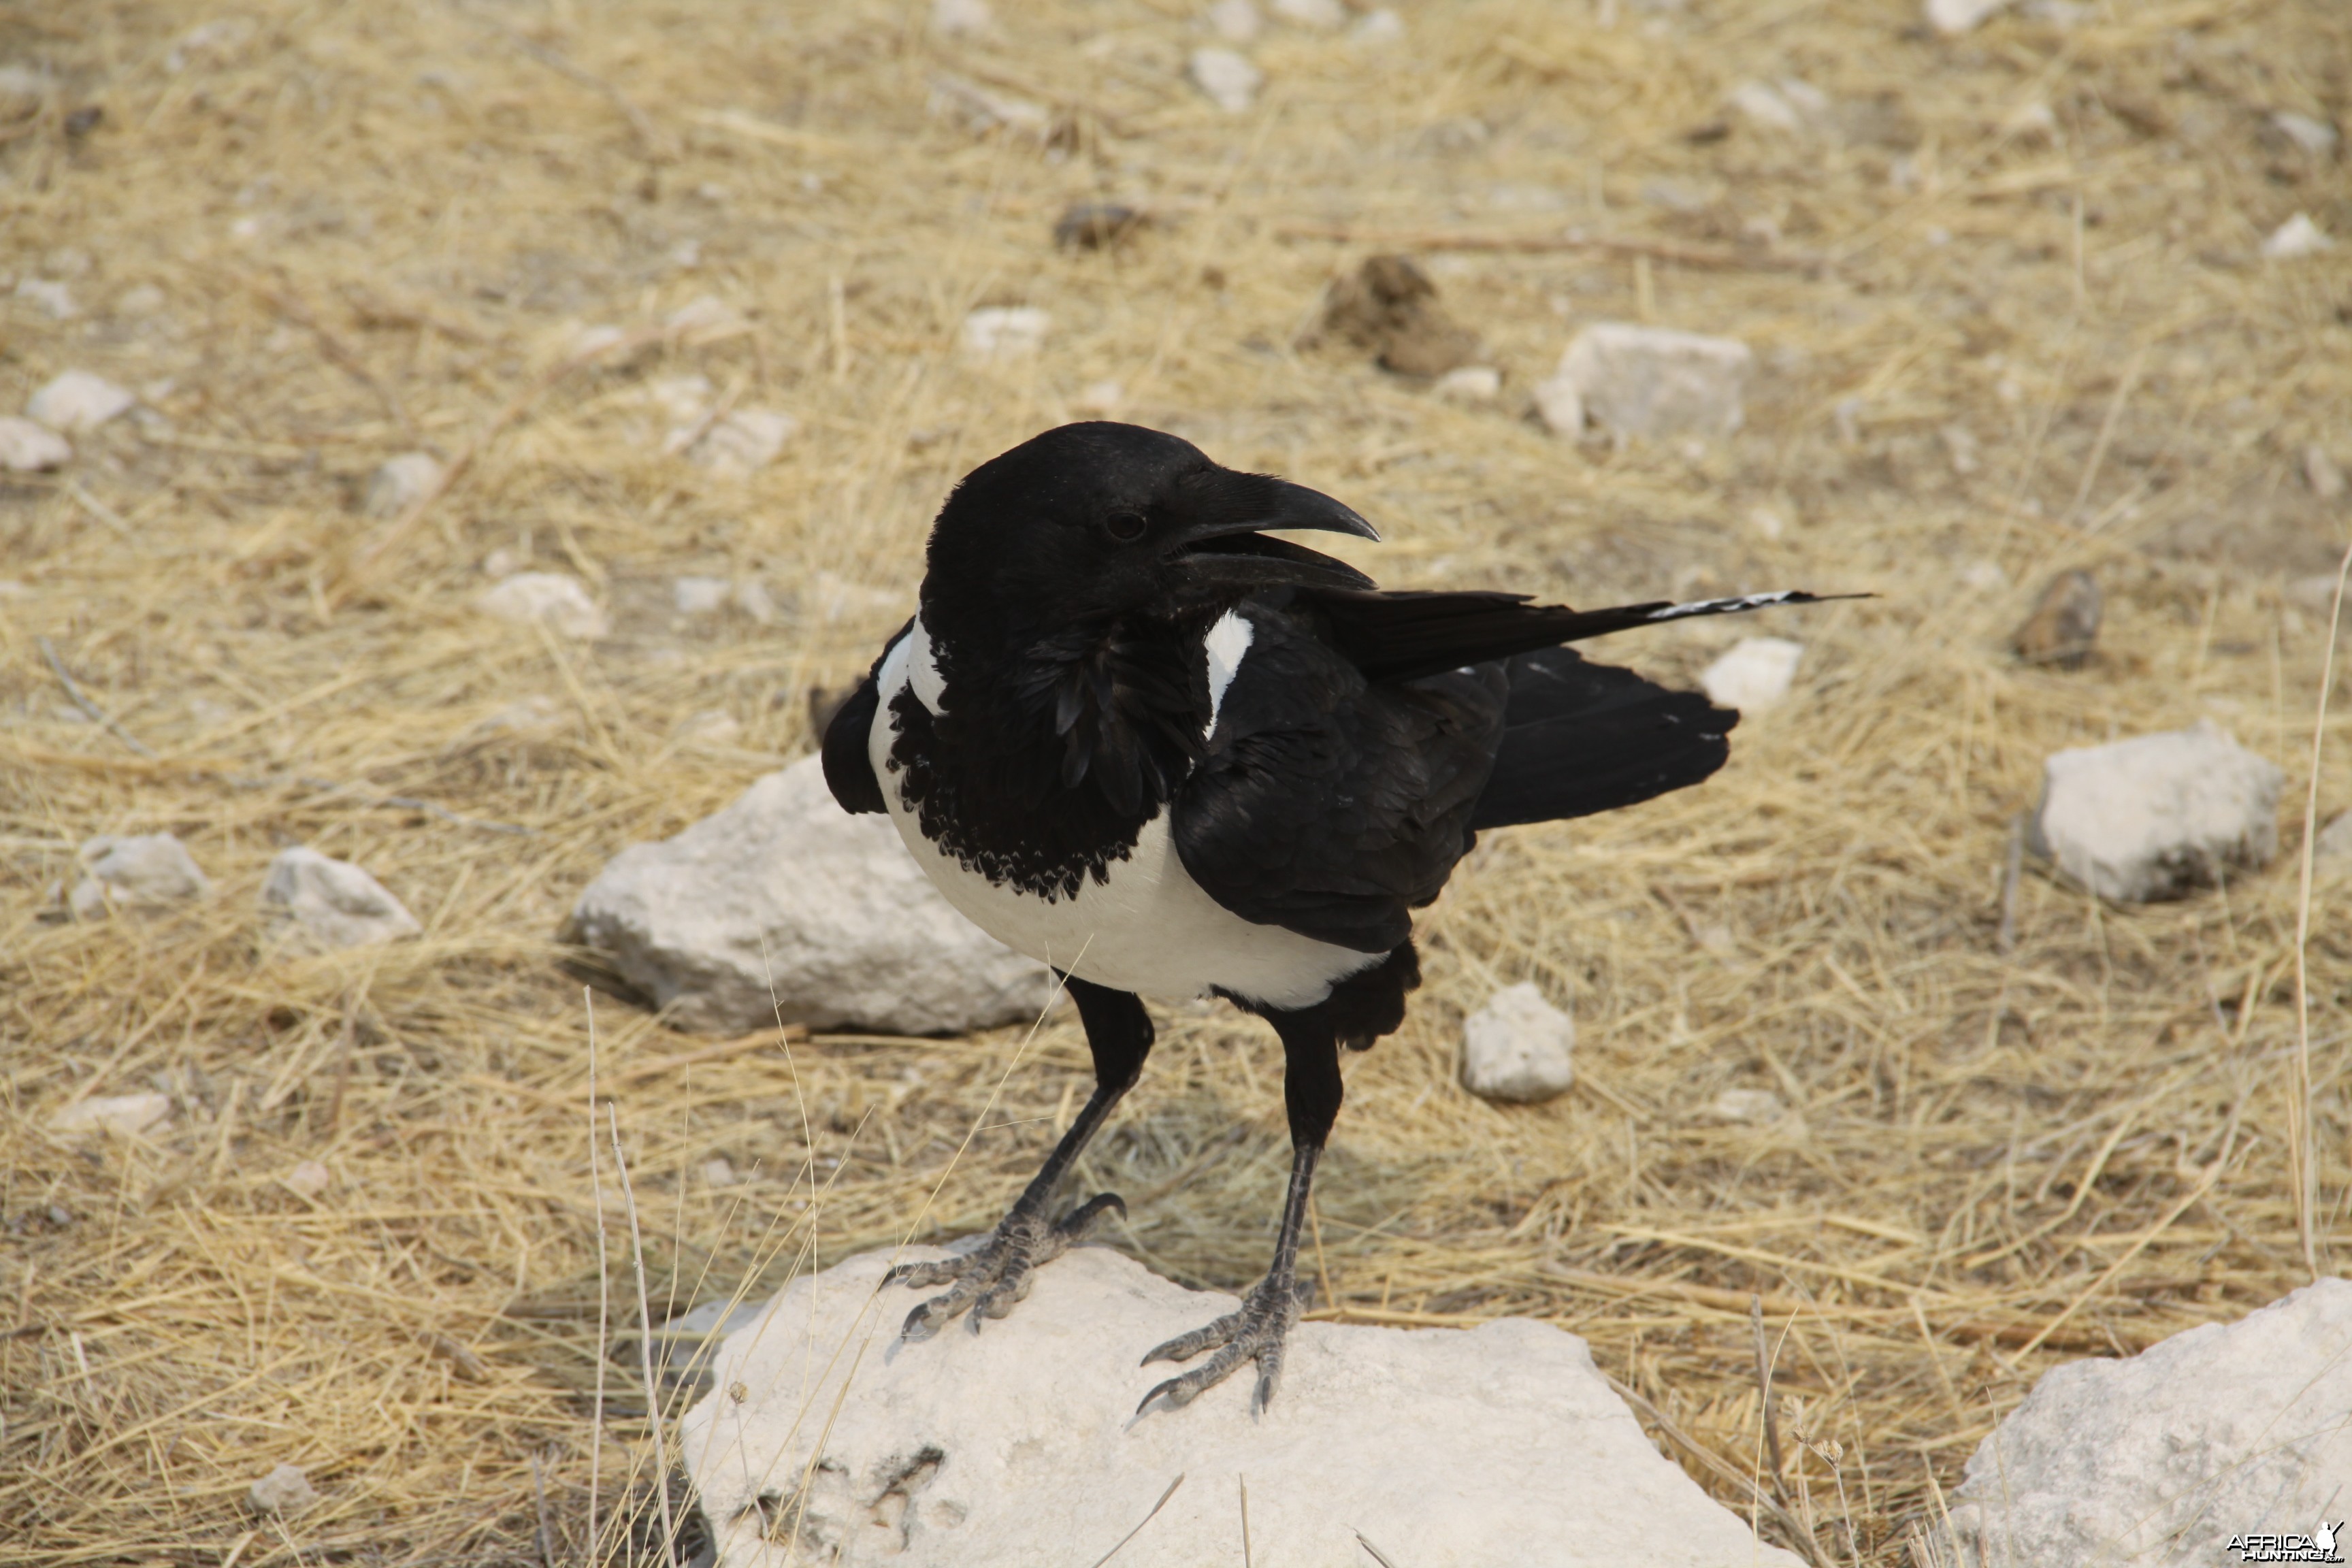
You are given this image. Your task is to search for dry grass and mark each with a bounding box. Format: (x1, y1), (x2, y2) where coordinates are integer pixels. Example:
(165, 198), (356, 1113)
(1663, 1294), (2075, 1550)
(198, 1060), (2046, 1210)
(3, 0), (2349, 1563)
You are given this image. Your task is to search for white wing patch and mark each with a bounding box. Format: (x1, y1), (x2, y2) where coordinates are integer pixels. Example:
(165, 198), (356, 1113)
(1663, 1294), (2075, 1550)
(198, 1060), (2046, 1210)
(1202, 610), (1254, 738)
(906, 617), (947, 715)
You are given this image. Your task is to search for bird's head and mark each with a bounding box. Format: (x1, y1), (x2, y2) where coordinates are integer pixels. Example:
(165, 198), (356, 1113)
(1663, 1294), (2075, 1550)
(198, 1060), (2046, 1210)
(919, 422), (1377, 643)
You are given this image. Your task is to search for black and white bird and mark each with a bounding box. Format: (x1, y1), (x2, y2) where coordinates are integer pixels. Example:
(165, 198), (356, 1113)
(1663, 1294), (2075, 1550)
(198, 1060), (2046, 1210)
(823, 421), (1839, 1414)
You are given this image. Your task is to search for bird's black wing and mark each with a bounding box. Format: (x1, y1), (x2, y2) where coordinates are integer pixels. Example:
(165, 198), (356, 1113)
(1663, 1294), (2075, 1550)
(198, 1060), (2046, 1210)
(1307, 587), (1846, 685)
(1171, 605), (1505, 954)
(820, 620), (913, 816)
(1469, 647), (1737, 830)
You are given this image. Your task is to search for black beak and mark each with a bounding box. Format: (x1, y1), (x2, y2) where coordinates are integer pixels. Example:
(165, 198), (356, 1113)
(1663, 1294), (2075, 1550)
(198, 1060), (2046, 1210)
(1175, 474), (1381, 549)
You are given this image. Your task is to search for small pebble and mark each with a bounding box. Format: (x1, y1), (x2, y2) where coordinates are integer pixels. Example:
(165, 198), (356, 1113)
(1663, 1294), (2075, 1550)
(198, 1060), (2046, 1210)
(1188, 47), (1262, 114)
(1349, 8), (1405, 44)
(2013, 568), (2100, 669)
(1459, 983), (1575, 1105)
(689, 409), (797, 477)
(285, 1160), (332, 1198)
(2260, 213), (2332, 260)
(677, 710), (744, 747)
(248, 1463), (321, 1515)
(2306, 442), (2346, 501)
(15, 278), (77, 319)
(1271, 0), (1345, 26)
(261, 847), (423, 952)
(1075, 380), (1125, 415)
(930, 0), (994, 35)
(362, 452), (444, 519)
(2270, 111), (2339, 157)
(1706, 1088), (1790, 1126)
(27, 370), (135, 435)
(664, 294), (749, 340)
(1207, 0), (1261, 41)
(960, 306), (1051, 362)
(476, 572), (609, 639)
(51, 1092), (174, 1139)
(1926, 0), (2008, 33)
(0, 415), (71, 472)
(67, 832), (212, 921)
(702, 1156), (740, 1188)
(1432, 365), (1502, 403)
(1700, 637), (1805, 711)
(673, 575), (732, 616)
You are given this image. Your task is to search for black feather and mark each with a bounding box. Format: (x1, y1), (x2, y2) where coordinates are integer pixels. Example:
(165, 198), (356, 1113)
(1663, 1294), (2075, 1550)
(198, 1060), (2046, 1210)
(821, 675), (887, 815)
(1469, 648), (1737, 830)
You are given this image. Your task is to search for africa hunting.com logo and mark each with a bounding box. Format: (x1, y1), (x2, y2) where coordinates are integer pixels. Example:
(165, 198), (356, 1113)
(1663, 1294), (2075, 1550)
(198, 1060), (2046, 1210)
(2227, 1522), (2345, 1564)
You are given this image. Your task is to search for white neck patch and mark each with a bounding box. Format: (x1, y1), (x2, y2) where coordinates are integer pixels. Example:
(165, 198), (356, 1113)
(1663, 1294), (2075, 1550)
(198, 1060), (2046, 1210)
(877, 617), (949, 717)
(1202, 610), (1253, 738)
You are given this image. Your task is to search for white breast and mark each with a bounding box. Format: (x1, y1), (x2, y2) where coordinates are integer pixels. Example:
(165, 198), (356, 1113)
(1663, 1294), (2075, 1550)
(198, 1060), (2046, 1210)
(868, 614), (1379, 1008)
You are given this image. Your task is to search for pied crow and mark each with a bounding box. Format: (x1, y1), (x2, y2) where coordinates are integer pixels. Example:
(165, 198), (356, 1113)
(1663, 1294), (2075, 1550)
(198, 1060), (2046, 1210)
(823, 421), (1841, 1414)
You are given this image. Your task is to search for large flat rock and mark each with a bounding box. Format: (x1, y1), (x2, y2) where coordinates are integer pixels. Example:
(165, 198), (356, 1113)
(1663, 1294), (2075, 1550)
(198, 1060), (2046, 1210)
(1946, 1279), (2352, 1567)
(680, 1245), (1804, 1568)
(567, 756), (1051, 1034)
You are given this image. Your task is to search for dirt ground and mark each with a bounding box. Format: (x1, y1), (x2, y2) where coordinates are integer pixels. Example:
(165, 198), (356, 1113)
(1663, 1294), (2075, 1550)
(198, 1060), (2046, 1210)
(3, 0), (2349, 1563)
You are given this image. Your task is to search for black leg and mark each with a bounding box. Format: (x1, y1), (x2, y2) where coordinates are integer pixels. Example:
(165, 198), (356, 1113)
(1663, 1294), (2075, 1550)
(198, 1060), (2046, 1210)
(1142, 945), (1418, 1415)
(887, 975), (1152, 1339)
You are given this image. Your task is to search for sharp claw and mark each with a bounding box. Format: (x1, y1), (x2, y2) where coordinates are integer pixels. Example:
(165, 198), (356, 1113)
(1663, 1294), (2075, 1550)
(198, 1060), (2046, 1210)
(900, 1298), (946, 1341)
(1136, 1374), (1192, 1416)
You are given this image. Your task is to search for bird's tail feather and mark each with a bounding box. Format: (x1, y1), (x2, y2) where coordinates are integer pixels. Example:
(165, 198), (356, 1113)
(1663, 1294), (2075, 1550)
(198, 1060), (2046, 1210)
(1467, 648), (1737, 831)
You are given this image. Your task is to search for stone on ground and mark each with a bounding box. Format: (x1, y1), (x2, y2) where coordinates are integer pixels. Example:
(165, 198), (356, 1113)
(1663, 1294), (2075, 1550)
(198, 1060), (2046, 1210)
(2315, 808), (2352, 868)
(1926, 0), (2008, 33)
(248, 1463), (321, 1514)
(27, 370), (135, 434)
(687, 408), (798, 476)
(261, 847), (423, 951)
(680, 1245), (1806, 1568)
(1944, 1279), (2352, 1567)
(930, 0), (994, 35)
(2261, 212), (2332, 259)
(1459, 981), (1576, 1103)
(67, 832), (212, 920)
(284, 1160), (333, 1198)
(475, 571), (609, 639)
(958, 306), (1050, 363)
(1207, 0), (1260, 42)
(1535, 323), (1752, 440)
(1271, 0), (1345, 27)
(1700, 636), (1804, 711)
(50, 1092), (174, 1140)
(362, 452), (444, 519)
(1188, 46), (1262, 113)
(0, 415), (72, 472)
(2027, 721), (2284, 902)
(565, 755), (1052, 1034)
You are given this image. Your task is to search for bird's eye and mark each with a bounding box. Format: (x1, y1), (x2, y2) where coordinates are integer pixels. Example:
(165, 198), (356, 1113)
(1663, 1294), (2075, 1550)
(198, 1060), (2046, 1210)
(1102, 511), (1147, 543)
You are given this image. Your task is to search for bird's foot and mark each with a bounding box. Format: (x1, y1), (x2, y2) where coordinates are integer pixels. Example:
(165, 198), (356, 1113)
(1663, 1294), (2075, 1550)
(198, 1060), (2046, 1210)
(1136, 1269), (1303, 1415)
(885, 1191), (1126, 1340)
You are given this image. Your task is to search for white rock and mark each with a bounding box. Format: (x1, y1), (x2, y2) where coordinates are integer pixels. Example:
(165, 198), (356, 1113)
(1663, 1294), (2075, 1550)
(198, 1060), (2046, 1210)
(1927, 0), (2009, 32)
(648, 373), (715, 423)
(1271, 0), (1345, 27)
(1532, 374), (1586, 437)
(260, 847), (423, 951)
(1188, 46), (1263, 114)
(1705, 1088), (1788, 1125)
(2027, 720), (2284, 902)
(0, 65), (53, 114)
(2271, 111), (2339, 156)
(700, 1155), (739, 1188)
(284, 1160), (332, 1198)
(1729, 80), (1803, 133)
(50, 1092), (174, 1140)
(689, 408), (797, 477)
(568, 323), (632, 361)
(1747, 505), (1788, 541)
(0, 416), (71, 472)
(1962, 559), (2009, 591)
(1700, 636), (1805, 711)
(1433, 365), (1503, 402)
(475, 572), (609, 639)
(1546, 323), (1753, 441)
(672, 575), (732, 616)
(2317, 809), (2352, 866)
(664, 293), (749, 340)
(682, 1245), (1803, 1568)
(1460, 982), (1575, 1103)
(959, 306), (1051, 363)
(930, 0), (994, 35)
(1075, 378), (1125, 414)
(809, 570), (909, 623)
(1350, 7), (1405, 44)
(67, 832), (212, 921)
(27, 370), (135, 435)
(732, 578), (780, 625)
(1207, 0), (1261, 41)
(2261, 212), (2333, 260)
(16, 278), (78, 319)
(567, 755), (1053, 1035)
(248, 1463), (321, 1515)
(361, 452), (444, 519)
(1944, 1279), (2352, 1568)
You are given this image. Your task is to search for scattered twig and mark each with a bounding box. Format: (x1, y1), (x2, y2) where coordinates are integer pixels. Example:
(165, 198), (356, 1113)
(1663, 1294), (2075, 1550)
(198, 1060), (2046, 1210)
(1239, 1475), (1253, 1568)
(37, 636), (157, 756)
(65, 479), (135, 538)
(1997, 815), (2025, 956)
(1606, 1373), (1838, 1568)
(587, 992), (610, 1568)
(421, 1330), (489, 1382)
(608, 1100), (679, 1565)
(2289, 535), (2351, 1281)
(1083, 1472), (1185, 1568)
(1275, 221), (1830, 274)
(1752, 1295), (1790, 1509)
(1355, 1531), (1404, 1568)
(529, 1449), (555, 1568)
